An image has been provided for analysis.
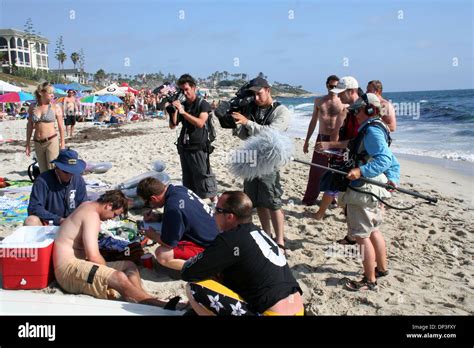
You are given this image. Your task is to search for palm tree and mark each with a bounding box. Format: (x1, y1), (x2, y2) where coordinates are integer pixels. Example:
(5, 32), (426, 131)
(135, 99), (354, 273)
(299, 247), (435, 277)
(57, 52), (67, 70)
(70, 52), (80, 69)
(95, 69), (106, 84)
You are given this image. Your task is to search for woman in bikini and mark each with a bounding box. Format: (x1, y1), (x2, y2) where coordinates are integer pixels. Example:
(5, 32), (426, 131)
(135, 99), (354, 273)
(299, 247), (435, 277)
(26, 82), (66, 173)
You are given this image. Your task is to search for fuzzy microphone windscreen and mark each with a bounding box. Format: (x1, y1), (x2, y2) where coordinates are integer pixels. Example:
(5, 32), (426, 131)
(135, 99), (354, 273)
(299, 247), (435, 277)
(229, 128), (294, 180)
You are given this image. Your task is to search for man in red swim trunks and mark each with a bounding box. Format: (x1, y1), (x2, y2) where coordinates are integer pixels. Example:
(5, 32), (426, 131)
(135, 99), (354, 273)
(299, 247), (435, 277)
(136, 177), (219, 271)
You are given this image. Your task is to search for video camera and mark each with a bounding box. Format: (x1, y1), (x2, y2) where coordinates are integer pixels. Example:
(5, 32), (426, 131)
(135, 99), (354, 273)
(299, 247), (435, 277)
(214, 83), (255, 129)
(154, 82), (186, 115)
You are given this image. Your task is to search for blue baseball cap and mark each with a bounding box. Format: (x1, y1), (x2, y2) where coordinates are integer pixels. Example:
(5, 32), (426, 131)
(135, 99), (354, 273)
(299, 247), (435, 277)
(51, 149), (86, 174)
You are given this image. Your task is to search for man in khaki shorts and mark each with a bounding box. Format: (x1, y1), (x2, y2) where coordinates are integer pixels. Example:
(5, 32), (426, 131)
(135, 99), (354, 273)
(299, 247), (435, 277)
(53, 190), (169, 307)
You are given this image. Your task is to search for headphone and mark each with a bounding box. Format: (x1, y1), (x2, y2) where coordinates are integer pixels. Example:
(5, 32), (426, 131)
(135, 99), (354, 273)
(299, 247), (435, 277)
(361, 93), (378, 116)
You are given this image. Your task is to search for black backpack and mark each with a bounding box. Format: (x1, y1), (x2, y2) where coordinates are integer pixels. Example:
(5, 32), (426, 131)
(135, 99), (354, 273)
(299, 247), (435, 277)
(196, 97), (216, 143)
(28, 159), (40, 182)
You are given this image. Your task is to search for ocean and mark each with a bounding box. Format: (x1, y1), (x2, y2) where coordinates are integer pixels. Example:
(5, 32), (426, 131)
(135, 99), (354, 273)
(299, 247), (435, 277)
(278, 89), (474, 164)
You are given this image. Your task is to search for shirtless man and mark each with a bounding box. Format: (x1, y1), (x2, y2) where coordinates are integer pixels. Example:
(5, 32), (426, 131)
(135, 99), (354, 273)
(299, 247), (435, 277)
(302, 75), (346, 209)
(63, 90), (79, 137)
(53, 190), (168, 307)
(367, 80), (396, 132)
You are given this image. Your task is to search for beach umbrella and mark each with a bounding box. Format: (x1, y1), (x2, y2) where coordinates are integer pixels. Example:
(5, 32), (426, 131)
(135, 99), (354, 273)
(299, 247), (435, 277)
(95, 83), (125, 97)
(54, 88), (67, 97)
(97, 95), (124, 103)
(80, 95), (100, 104)
(0, 80), (22, 93)
(0, 91), (35, 103)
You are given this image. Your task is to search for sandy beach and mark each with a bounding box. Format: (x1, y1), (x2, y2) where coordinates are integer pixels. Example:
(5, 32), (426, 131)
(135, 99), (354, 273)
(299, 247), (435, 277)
(0, 118), (472, 315)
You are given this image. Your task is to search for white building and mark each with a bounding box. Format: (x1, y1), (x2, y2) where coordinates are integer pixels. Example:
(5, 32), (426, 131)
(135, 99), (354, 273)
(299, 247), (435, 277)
(0, 28), (49, 71)
(50, 68), (86, 83)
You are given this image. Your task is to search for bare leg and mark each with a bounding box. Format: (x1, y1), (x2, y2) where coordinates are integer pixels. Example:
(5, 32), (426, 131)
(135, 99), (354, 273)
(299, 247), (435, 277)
(155, 246), (186, 271)
(120, 261), (144, 290)
(369, 230), (387, 272)
(185, 284), (215, 316)
(107, 271), (167, 306)
(70, 124), (74, 137)
(24, 215), (43, 226)
(355, 236), (376, 283)
(269, 209), (285, 246)
(315, 193), (333, 220)
(257, 207), (272, 237)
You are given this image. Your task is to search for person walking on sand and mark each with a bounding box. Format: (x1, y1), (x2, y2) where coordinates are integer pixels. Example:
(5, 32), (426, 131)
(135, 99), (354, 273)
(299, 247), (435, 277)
(26, 82), (66, 173)
(302, 75), (346, 220)
(63, 89), (80, 138)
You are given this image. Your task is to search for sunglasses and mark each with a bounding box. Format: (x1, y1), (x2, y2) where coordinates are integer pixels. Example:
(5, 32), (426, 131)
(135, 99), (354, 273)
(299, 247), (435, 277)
(327, 85), (338, 89)
(214, 206), (233, 215)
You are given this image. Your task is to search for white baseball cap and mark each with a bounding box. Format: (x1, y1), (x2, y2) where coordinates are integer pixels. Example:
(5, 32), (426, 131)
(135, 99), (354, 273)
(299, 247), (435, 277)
(330, 76), (359, 94)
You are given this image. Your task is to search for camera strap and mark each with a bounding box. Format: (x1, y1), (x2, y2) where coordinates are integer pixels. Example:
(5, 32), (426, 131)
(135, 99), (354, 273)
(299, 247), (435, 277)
(250, 101), (281, 125)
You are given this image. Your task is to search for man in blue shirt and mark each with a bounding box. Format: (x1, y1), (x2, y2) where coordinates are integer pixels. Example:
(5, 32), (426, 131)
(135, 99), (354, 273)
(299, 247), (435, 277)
(342, 93), (400, 291)
(136, 177), (218, 271)
(25, 149), (88, 226)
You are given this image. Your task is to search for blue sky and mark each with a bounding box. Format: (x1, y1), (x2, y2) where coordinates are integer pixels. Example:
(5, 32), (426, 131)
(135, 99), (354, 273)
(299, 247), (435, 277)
(1, 0), (472, 92)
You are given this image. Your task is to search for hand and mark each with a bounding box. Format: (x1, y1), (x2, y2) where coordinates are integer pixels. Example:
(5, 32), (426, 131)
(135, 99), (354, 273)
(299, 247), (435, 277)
(172, 101), (184, 114)
(25, 144), (31, 157)
(386, 180), (397, 192)
(143, 209), (157, 222)
(314, 142), (329, 152)
(232, 112), (248, 125)
(303, 141), (309, 154)
(145, 227), (157, 240)
(346, 168), (361, 181)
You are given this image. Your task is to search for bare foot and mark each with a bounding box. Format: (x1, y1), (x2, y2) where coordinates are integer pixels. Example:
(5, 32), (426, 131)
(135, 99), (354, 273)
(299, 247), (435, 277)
(315, 210), (325, 220)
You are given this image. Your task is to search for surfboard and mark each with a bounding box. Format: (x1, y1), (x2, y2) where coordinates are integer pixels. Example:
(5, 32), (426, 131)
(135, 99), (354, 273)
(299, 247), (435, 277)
(0, 290), (184, 316)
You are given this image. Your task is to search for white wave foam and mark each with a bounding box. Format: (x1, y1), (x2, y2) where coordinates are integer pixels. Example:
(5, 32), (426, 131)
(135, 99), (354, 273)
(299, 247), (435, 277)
(292, 103), (313, 110)
(419, 100), (428, 103)
(393, 147), (474, 162)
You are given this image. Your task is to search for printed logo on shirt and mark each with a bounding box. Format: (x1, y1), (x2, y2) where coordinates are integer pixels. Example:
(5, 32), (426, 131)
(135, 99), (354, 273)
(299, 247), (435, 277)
(69, 190), (76, 210)
(250, 230), (286, 267)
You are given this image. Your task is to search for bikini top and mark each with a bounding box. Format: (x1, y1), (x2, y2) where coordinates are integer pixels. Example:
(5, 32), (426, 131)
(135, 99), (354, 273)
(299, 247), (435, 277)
(30, 104), (56, 123)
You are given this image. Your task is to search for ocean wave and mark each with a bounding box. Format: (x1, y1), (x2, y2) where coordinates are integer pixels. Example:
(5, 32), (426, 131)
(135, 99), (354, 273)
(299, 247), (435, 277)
(292, 102), (314, 110)
(393, 148), (474, 162)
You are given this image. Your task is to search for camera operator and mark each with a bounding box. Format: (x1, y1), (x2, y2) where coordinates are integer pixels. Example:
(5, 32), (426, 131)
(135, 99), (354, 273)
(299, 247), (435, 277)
(169, 74), (217, 203)
(231, 77), (290, 252)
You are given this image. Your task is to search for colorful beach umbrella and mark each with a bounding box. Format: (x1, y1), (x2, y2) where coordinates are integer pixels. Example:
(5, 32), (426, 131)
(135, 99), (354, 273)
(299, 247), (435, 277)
(97, 95), (124, 103)
(0, 91), (35, 103)
(53, 88), (67, 97)
(80, 95), (100, 104)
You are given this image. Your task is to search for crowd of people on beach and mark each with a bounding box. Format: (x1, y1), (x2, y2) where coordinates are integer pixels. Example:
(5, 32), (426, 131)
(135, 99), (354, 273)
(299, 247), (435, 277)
(20, 72), (400, 315)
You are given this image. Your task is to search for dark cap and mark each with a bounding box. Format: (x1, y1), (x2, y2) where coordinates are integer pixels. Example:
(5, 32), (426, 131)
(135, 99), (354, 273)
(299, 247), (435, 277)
(51, 149), (86, 175)
(248, 77), (270, 92)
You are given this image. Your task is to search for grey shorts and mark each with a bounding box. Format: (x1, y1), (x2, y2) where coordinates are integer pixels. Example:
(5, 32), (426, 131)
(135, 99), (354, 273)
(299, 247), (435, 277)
(244, 171), (283, 210)
(346, 203), (383, 238)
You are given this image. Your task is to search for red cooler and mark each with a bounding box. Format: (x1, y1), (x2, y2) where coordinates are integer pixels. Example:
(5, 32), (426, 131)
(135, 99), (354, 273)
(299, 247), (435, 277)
(0, 226), (58, 290)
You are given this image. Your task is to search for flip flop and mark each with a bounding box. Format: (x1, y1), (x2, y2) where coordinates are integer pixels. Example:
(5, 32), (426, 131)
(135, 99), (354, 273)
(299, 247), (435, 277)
(344, 277), (377, 291)
(337, 236), (357, 245)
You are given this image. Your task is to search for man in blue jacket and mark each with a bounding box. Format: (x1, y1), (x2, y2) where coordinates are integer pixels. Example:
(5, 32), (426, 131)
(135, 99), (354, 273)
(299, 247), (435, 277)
(25, 149), (88, 226)
(341, 93), (400, 291)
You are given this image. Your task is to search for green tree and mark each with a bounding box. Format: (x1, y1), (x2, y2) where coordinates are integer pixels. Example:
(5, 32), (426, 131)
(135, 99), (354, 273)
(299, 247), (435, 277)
(95, 69), (106, 84)
(70, 52), (80, 69)
(54, 36), (66, 69)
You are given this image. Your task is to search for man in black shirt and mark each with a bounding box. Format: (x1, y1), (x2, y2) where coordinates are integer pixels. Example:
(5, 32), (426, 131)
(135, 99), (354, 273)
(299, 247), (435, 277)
(170, 74), (217, 202)
(181, 191), (304, 316)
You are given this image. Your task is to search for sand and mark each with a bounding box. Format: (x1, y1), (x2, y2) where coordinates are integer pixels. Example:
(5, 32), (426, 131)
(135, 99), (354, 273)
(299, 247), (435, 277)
(0, 118), (472, 315)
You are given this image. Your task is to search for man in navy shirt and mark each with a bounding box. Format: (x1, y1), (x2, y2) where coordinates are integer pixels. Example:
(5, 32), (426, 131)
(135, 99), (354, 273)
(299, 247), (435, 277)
(137, 177), (218, 271)
(25, 149), (88, 226)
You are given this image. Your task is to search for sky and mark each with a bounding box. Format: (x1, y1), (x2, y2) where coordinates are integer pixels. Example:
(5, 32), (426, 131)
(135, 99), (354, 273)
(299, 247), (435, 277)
(0, 0), (473, 93)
